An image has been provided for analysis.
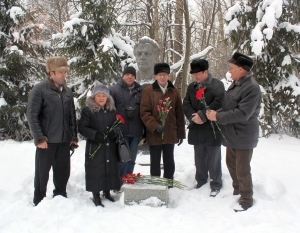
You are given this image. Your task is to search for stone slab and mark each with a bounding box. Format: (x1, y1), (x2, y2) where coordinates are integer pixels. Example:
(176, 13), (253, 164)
(123, 183), (169, 206)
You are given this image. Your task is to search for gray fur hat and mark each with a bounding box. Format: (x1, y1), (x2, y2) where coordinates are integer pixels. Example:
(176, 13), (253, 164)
(46, 56), (69, 73)
(91, 84), (110, 98)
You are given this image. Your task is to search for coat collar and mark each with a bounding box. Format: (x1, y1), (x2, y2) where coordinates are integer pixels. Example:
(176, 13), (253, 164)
(227, 71), (253, 91)
(193, 73), (213, 89)
(152, 80), (175, 90)
(118, 79), (141, 91)
(48, 77), (67, 93)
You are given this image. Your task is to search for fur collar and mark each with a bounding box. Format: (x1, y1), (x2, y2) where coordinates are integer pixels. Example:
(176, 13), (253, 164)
(86, 96), (116, 113)
(152, 80), (174, 90)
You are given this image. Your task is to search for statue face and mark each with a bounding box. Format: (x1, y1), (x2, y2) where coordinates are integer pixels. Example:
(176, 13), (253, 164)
(135, 43), (157, 72)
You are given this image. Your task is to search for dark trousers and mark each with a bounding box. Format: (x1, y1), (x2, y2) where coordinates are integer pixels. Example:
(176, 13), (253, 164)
(149, 144), (175, 179)
(33, 142), (70, 205)
(226, 147), (253, 206)
(119, 136), (139, 178)
(194, 145), (222, 190)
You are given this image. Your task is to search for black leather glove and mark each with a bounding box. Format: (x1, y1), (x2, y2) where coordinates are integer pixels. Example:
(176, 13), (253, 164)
(155, 125), (165, 133)
(107, 129), (117, 139)
(95, 132), (105, 144)
(177, 139), (183, 146)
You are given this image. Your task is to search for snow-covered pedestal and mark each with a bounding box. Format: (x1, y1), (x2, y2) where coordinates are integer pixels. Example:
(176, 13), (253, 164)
(123, 183), (169, 206)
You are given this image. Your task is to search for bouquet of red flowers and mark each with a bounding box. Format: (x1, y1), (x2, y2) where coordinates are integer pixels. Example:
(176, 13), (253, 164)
(156, 97), (172, 139)
(196, 87), (226, 141)
(90, 114), (125, 159)
(122, 173), (186, 189)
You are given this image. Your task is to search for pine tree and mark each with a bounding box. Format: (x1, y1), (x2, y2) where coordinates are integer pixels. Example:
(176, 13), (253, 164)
(0, 1), (50, 141)
(225, 0), (300, 137)
(52, 0), (131, 106)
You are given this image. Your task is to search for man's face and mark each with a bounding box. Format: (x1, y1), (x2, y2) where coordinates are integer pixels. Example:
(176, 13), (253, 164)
(135, 43), (156, 72)
(192, 70), (208, 83)
(122, 73), (135, 87)
(50, 71), (67, 85)
(228, 63), (246, 81)
(155, 72), (170, 87)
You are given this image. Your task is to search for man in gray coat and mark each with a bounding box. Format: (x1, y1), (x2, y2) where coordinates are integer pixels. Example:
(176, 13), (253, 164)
(27, 57), (78, 206)
(206, 52), (261, 211)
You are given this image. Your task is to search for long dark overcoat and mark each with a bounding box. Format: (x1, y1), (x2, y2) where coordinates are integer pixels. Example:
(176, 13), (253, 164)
(183, 74), (225, 146)
(78, 97), (121, 192)
(140, 80), (186, 145)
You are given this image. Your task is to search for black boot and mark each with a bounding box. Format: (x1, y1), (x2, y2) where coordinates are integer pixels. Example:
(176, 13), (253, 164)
(103, 190), (115, 202)
(92, 192), (104, 207)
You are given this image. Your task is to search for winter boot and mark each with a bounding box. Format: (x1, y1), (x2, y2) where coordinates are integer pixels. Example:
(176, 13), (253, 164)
(92, 192), (104, 207)
(103, 190), (115, 202)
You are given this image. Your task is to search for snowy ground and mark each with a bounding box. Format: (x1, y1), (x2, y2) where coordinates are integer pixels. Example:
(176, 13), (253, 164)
(0, 134), (300, 233)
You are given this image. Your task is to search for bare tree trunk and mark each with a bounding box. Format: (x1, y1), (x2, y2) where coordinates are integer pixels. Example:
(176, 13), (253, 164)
(206, 0), (217, 47)
(173, 0), (184, 90)
(153, 0), (159, 42)
(181, 0), (191, 97)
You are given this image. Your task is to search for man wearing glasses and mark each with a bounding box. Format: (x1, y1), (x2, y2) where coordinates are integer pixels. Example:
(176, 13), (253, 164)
(206, 52), (261, 211)
(140, 63), (185, 186)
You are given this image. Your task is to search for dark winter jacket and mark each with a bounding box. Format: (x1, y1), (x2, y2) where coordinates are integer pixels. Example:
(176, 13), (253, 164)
(183, 74), (225, 146)
(217, 72), (261, 149)
(109, 79), (144, 137)
(78, 96), (121, 192)
(27, 78), (78, 145)
(140, 80), (186, 145)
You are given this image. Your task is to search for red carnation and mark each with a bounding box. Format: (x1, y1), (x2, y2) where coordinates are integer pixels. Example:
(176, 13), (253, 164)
(116, 114), (125, 124)
(195, 87), (206, 100)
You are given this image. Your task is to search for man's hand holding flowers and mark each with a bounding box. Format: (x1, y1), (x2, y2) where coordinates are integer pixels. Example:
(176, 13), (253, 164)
(206, 110), (217, 122)
(155, 125), (165, 133)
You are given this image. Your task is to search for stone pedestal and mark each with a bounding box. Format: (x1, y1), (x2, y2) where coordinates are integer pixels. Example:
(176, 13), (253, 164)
(123, 183), (169, 206)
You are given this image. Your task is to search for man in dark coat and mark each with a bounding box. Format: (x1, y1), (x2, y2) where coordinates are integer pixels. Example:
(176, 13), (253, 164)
(109, 67), (144, 178)
(207, 52), (261, 211)
(78, 84), (121, 207)
(27, 56), (78, 206)
(183, 59), (225, 196)
(140, 63), (185, 182)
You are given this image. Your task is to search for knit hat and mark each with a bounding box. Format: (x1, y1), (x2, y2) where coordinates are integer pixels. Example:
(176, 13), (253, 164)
(91, 84), (110, 98)
(189, 59), (209, 74)
(154, 62), (170, 75)
(46, 56), (69, 73)
(228, 52), (254, 71)
(122, 66), (136, 78)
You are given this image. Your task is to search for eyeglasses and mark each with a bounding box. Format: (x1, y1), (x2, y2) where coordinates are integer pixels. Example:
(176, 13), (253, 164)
(229, 66), (240, 71)
(156, 73), (169, 78)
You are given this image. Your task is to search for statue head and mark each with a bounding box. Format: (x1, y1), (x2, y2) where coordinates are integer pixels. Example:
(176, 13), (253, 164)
(133, 37), (160, 81)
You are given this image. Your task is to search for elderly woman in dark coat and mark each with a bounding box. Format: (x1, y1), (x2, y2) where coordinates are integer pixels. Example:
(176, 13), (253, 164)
(78, 84), (121, 207)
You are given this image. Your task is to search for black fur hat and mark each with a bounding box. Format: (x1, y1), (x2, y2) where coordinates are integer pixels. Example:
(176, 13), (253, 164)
(190, 59), (209, 74)
(154, 62), (170, 75)
(228, 52), (254, 71)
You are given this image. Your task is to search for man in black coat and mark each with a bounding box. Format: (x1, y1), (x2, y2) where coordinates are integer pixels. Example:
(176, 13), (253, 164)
(110, 67), (144, 178)
(27, 57), (78, 206)
(207, 52), (261, 211)
(183, 59), (225, 196)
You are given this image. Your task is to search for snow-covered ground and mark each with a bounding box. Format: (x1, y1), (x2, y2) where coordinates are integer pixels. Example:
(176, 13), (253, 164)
(0, 134), (299, 232)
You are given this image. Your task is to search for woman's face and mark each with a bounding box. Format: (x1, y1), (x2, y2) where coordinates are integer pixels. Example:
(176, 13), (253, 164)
(94, 93), (108, 107)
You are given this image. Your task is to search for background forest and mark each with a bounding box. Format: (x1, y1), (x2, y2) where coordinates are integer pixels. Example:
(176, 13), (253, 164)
(0, 0), (300, 141)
